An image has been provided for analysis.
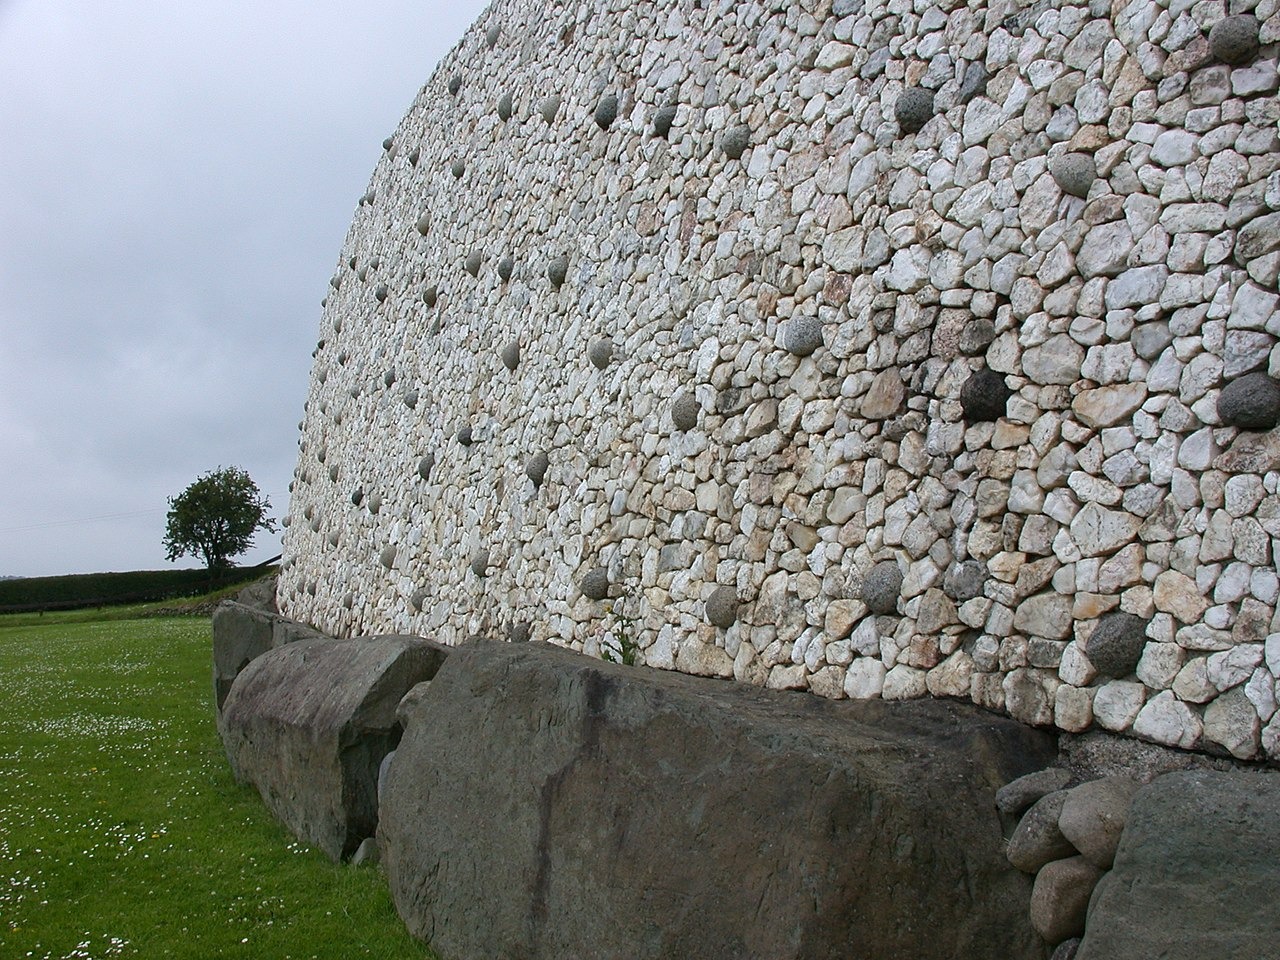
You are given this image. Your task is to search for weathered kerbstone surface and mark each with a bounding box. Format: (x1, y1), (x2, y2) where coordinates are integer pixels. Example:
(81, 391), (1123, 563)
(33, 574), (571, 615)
(381, 642), (1055, 960)
(219, 635), (449, 861)
(1077, 770), (1280, 959)
(212, 599), (325, 712)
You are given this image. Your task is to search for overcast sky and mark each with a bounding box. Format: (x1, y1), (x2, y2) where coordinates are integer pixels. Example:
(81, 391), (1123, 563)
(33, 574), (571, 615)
(0, 0), (488, 578)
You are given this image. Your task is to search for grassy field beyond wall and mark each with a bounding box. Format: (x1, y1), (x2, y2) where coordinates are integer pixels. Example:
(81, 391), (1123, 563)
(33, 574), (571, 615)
(0, 612), (430, 959)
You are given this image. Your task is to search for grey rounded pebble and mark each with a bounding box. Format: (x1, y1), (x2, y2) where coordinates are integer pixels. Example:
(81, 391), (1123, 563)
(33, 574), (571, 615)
(653, 103), (677, 137)
(895, 87), (935, 134)
(510, 621), (531, 643)
(588, 339), (614, 369)
(959, 318), (997, 355)
(382, 137), (394, 151)
(404, 390), (418, 410)
(961, 368), (1011, 423)
(451, 159), (465, 178)
(486, 24), (500, 47)
(383, 369), (396, 388)
(410, 588), (428, 612)
(368, 494), (383, 514)
(457, 425), (473, 446)
(407, 147), (420, 166)
(995, 767), (1072, 816)
(501, 340), (520, 370)
(415, 212), (431, 236)
(327, 530), (340, 546)
(423, 286), (438, 308)
(498, 256), (514, 281)
(1050, 938), (1081, 960)
(526, 451), (549, 487)
(356, 266), (368, 282)
(1210, 15), (1260, 65)
(470, 549), (490, 578)
(720, 125), (750, 159)
(380, 546), (397, 569)
(672, 392), (700, 431)
(539, 95), (560, 123)
(1050, 153), (1096, 198)
(580, 567), (609, 600)
(783, 316), (823, 356)
(958, 62), (988, 103)
(594, 94), (618, 130)
(705, 585), (739, 628)
(547, 255), (569, 287)
(351, 488), (364, 506)
(328, 464), (339, 482)
(862, 561), (903, 615)
(329, 275), (341, 290)
(943, 559), (986, 602)
(447, 74), (461, 95)
(1218, 372), (1280, 429)
(465, 250), (482, 277)
(1082, 612), (1149, 678)
(417, 455), (435, 481)
(497, 92), (513, 121)
(374, 283), (388, 302)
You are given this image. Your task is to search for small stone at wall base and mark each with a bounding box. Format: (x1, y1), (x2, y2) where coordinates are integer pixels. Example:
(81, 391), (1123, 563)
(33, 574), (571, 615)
(996, 766), (1071, 816)
(1057, 775), (1140, 869)
(1007, 790), (1076, 873)
(1030, 856), (1103, 944)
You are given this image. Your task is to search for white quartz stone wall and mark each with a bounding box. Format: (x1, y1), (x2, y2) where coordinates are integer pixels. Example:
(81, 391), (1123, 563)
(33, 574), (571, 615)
(279, 0), (1280, 760)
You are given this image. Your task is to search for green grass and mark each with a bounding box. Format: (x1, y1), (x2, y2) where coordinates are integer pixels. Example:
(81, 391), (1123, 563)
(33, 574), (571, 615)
(0, 615), (432, 959)
(0, 581), (259, 629)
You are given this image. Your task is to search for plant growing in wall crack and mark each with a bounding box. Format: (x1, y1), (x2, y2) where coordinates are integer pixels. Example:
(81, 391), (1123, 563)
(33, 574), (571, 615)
(599, 598), (641, 667)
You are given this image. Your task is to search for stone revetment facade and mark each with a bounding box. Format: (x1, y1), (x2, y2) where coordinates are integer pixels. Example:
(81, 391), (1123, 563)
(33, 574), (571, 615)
(279, 0), (1280, 761)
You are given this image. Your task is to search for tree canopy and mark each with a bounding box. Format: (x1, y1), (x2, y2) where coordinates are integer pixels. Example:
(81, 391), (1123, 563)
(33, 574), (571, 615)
(163, 466), (276, 571)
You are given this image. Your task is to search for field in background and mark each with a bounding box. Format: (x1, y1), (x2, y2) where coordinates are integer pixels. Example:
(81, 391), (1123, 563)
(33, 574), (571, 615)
(0, 566), (273, 614)
(0, 613), (431, 959)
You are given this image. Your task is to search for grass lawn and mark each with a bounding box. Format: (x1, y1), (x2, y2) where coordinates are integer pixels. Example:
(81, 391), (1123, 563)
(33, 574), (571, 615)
(0, 613), (432, 959)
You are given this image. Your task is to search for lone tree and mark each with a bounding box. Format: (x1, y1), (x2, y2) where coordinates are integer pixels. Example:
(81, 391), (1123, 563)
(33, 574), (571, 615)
(163, 466), (276, 576)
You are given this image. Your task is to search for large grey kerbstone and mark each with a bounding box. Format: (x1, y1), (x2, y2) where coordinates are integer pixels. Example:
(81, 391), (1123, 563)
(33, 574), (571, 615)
(1077, 769), (1280, 959)
(212, 600), (326, 712)
(380, 642), (1055, 960)
(219, 635), (450, 861)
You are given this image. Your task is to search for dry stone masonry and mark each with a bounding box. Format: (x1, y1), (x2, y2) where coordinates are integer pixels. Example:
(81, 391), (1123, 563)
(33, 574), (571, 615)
(280, 0), (1280, 760)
